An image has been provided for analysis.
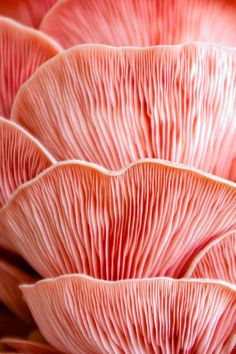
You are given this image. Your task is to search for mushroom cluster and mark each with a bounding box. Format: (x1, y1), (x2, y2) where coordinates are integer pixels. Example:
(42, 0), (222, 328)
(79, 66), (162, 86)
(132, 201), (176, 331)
(0, 1), (235, 353)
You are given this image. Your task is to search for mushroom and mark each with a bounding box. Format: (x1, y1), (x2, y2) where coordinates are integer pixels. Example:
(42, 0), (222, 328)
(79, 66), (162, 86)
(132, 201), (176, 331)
(0, 117), (55, 209)
(1, 160), (235, 279)
(11, 43), (236, 180)
(184, 231), (236, 284)
(21, 275), (236, 353)
(0, 17), (60, 118)
(40, 0), (236, 48)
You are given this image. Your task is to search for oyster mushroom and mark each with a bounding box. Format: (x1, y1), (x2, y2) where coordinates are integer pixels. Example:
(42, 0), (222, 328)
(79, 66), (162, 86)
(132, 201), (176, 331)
(21, 275), (236, 354)
(0, 117), (55, 209)
(184, 231), (236, 283)
(0, 160), (235, 280)
(40, 0), (236, 48)
(0, 17), (60, 118)
(0, 0), (58, 29)
(11, 43), (236, 180)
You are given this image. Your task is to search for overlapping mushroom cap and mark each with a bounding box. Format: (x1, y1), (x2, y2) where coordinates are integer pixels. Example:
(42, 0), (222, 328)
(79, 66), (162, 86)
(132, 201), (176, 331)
(0, 116), (55, 251)
(185, 231), (236, 283)
(21, 275), (236, 354)
(0, 0), (58, 28)
(0, 17), (61, 118)
(11, 43), (236, 180)
(0, 12), (59, 345)
(40, 0), (236, 48)
(0, 117), (55, 208)
(0, 159), (235, 281)
(0, 1), (235, 352)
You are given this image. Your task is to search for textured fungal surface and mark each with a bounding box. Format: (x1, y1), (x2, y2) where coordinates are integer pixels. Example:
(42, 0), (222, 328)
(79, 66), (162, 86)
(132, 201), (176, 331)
(0, 160), (235, 280)
(0, 117), (54, 209)
(0, 17), (60, 118)
(12, 43), (236, 179)
(21, 275), (236, 354)
(0, 1), (236, 350)
(185, 232), (236, 284)
(40, 0), (236, 48)
(0, 0), (58, 28)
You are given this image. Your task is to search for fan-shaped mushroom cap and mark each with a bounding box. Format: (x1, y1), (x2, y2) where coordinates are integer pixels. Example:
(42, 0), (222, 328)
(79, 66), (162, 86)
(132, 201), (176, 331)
(0, 17), (60, 118)
(1, 159), (235, 280)
(11, 43), (236, 180)
(0, 259), (34, 323)
(0, 117), (55, 209)
(21, 275), (236, 354)
(40, 0), (236, 48)
(0, 117), (54, 251)
(184, 231), (236, 284)
(0, 0), (58, 28)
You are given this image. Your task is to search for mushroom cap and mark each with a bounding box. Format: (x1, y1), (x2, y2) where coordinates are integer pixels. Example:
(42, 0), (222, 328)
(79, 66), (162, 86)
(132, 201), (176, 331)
(11, 43), (236, 180)
(0, 0), (58, 28)
(0, 17), (60, 118)
(21, 275), (236, 354)
(184, 231), (236, 284)
(41, 0), (236, 48)
(0, 117), (55, 209)
(1, 159), (235, 279)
